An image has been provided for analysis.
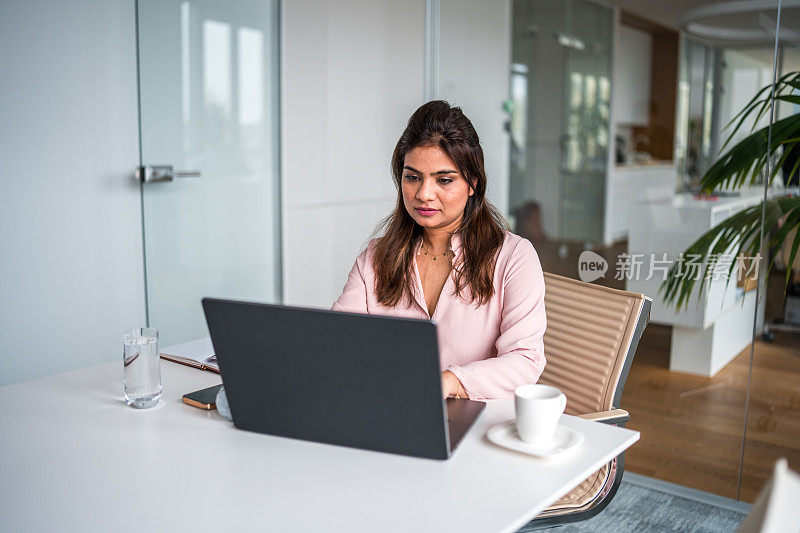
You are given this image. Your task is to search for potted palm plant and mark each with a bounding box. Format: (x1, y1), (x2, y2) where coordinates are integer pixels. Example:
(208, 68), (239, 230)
(660, 71), (800, 310)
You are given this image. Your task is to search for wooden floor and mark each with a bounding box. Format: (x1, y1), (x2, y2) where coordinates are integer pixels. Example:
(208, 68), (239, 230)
(622, 324), (800, 502)
(531, 237), (800, 502)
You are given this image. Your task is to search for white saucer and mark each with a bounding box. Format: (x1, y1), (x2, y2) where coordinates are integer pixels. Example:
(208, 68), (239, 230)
(487, 421), (584, 459)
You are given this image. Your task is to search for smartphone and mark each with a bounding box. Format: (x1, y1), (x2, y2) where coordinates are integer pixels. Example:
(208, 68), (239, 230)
(182, 384), (223, 410)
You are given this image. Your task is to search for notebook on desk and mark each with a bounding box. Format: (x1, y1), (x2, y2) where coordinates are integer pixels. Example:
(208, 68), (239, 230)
(160, 337), (219, 373)
(201, 297), (486, 460)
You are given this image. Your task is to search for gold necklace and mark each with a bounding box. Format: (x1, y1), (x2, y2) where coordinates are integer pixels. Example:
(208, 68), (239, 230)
(421, 242), (450, 261)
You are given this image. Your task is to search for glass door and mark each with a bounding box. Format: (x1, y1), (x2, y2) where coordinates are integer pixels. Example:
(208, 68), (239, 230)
(742, 24), (800, 501)
(136, 0), (281, 346)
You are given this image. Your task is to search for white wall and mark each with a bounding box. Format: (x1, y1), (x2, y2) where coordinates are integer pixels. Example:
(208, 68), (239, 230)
(281, 0), (426, 308)
(438, 0), (511, 216)
(281, 0), (512, 309)
(0, 0), (145, 385)
(615, 25), (652, 126)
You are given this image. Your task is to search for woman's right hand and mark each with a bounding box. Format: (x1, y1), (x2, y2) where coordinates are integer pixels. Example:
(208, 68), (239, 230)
(441, 370), (468, 399)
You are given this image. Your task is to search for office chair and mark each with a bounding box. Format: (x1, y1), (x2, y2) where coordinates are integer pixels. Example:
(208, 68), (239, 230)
(737, 458), (800, 533)
(521, 272), (652, 529)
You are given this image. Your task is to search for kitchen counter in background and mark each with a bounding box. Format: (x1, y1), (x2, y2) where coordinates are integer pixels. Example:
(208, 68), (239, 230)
(626, 187), (782, 376)
(604, 161), (676, 245)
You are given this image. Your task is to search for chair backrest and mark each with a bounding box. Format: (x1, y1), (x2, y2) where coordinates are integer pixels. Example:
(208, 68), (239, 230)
(738, 458), (800, 533)
(538, 272), (651, 416)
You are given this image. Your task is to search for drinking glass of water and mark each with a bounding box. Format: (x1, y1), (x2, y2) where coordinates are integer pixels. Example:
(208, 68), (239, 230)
(122, 327), (162, 408)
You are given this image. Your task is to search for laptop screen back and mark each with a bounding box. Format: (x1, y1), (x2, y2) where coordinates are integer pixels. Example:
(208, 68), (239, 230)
(202, 298), (452, 460)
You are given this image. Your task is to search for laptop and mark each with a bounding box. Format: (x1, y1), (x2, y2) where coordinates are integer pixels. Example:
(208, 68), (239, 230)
(201, 297), (485, 460)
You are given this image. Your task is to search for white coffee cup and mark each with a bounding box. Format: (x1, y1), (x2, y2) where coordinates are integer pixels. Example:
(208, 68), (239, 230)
(514, 384), (567, 446)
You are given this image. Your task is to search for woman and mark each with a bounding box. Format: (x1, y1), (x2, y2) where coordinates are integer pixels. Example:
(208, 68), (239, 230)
(332, 101), (546, 400)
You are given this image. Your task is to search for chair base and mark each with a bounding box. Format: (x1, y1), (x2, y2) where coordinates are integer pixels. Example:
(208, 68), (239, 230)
(519, 452), (626, 531)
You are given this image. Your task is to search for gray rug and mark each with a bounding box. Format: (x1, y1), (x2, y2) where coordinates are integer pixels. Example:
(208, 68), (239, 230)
(517, 478), (747, 532)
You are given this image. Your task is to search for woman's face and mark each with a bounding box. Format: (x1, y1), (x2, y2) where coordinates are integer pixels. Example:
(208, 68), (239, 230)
(401, 145), (474, 232)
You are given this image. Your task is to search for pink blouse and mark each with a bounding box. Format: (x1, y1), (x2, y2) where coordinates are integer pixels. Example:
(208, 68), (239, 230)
(331, 231), (547, 400)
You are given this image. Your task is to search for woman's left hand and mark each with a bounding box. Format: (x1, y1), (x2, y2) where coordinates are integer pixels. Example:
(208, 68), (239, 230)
(441, 370), (468, 399)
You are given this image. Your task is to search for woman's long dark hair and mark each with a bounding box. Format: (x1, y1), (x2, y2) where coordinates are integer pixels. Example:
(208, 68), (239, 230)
(373, 100), (507, 307)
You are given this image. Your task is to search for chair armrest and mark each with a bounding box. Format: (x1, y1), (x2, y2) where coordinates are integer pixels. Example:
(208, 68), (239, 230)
(577, 408), (630, 425)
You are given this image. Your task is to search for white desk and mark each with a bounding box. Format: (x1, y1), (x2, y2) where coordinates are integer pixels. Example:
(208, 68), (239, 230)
(0, 360), (639, 533)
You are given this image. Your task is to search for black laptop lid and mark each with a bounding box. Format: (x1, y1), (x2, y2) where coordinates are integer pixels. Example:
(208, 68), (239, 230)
(202, 298), (452, 460)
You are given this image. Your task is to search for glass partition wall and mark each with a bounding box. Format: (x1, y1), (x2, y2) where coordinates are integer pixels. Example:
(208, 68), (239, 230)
(504, 0), (791, 503)
(742, 19), (800, 501)
(508, 0), (613, 250)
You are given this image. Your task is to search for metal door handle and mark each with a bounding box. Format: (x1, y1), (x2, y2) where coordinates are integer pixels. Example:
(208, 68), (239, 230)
(135, 165), (201, 183)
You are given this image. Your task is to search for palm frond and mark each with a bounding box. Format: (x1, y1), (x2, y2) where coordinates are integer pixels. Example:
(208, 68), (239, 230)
(700, 114), (800, 192)
(660, 197), (800, 309)
(721, 71), (800, 152)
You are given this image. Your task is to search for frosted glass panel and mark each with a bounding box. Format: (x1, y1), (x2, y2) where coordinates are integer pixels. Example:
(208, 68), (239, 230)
(137, 0), (280, 346)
